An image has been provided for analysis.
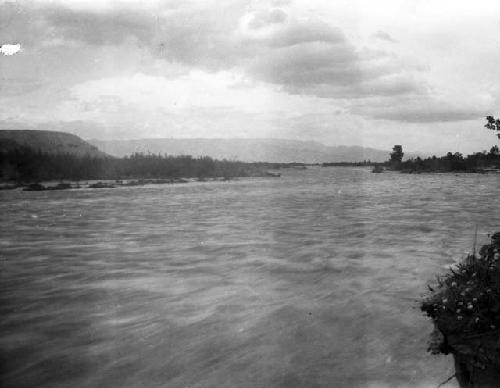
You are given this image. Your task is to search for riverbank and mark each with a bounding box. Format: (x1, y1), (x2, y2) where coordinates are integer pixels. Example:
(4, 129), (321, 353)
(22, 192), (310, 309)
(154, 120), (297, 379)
(398, 166), (500, 174)
(0, 175), (279, 191)
(392, 150), (500, 174)
(422, 233), (500, 387)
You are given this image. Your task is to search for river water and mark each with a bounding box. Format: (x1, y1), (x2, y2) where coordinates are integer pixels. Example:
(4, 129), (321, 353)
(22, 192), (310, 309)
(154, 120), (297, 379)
(1, 167), (499, 387)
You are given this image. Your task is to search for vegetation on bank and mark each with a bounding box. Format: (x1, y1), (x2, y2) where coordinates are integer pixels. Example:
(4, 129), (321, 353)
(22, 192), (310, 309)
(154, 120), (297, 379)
(422, 233), (500, 337)
(390, 146), (500, 173)
(0, 147), (283, 182)
(321, 116), (500, 172)
(388, 117), (500, 173)
(321, 160), (383, 167)
(421, 233), (500, 385)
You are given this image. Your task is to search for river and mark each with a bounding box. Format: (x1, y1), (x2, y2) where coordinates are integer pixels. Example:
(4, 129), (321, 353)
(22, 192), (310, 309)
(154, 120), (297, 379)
(1, 167), (499, 387)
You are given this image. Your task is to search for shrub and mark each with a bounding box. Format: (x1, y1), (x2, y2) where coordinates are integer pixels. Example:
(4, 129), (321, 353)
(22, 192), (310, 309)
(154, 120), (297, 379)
(422, 233), (500, 337)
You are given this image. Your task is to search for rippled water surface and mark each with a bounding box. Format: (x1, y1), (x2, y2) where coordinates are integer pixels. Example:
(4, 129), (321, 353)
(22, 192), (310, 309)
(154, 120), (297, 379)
(1, 168), (499, 387)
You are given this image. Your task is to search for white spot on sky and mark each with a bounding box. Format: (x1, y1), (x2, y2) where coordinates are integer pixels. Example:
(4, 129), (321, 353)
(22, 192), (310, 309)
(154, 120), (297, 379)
(0, 44), (22, 56)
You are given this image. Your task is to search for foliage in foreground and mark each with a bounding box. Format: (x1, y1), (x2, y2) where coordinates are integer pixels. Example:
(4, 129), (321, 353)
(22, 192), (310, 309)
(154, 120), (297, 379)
(421, 233), (500, 338)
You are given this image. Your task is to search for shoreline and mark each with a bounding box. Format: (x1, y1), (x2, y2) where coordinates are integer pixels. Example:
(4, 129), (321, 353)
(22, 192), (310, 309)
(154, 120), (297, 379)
(0, 175), (282, 191)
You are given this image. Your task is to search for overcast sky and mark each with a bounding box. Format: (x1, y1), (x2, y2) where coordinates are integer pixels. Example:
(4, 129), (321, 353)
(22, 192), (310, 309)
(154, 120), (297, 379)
(1, 0), (500, 153)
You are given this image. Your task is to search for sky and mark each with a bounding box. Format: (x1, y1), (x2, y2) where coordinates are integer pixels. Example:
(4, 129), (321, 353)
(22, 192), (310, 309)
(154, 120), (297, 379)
(1, 0), (500, 154)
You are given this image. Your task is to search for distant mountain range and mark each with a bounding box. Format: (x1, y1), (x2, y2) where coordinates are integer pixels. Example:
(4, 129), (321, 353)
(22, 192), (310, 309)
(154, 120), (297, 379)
(89, 138), (398, 163)
(0, 130), (107, 158)
(0, 130), (418, 163)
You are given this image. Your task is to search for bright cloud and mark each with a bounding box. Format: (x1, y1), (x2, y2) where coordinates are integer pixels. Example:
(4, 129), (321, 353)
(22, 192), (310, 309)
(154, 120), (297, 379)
(0, 44), (21, 56)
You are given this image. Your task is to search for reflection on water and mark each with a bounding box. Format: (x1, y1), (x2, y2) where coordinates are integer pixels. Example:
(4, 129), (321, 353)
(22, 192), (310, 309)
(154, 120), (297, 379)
(1, 167), (499, 387)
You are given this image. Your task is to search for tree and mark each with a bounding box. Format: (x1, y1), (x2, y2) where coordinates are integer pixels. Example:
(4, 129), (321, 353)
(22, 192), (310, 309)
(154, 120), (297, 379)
(485, 116), (500, 139)
(390, 145), (404, 163)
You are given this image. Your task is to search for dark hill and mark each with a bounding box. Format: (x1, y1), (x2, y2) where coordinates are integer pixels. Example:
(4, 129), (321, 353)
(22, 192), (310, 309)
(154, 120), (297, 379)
(0, 130), (107, 158)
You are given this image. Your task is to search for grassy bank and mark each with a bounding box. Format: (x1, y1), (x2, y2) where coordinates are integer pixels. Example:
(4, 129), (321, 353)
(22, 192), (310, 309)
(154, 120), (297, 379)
(422, 233), (500, 386)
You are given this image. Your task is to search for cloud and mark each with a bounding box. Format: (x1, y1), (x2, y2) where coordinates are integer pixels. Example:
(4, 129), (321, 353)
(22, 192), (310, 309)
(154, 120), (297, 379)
(44, 7), (155, 46)
(239, 13), (424, 99)
(248, 42), (424, 99)
(367, 105), (485, 123)
(247, 8), (288, 29)
(371, 31), (397, 43)
(273, 23), (345, 47)
(0, 1), (423, 101)
(250, 41), (359, 88)
(0, 77), (43, 97)
(57, 70), (333, 120)
(0, 1), (159, 50)
(25, 1), (420, 100)
(351, 96), (488, 123)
